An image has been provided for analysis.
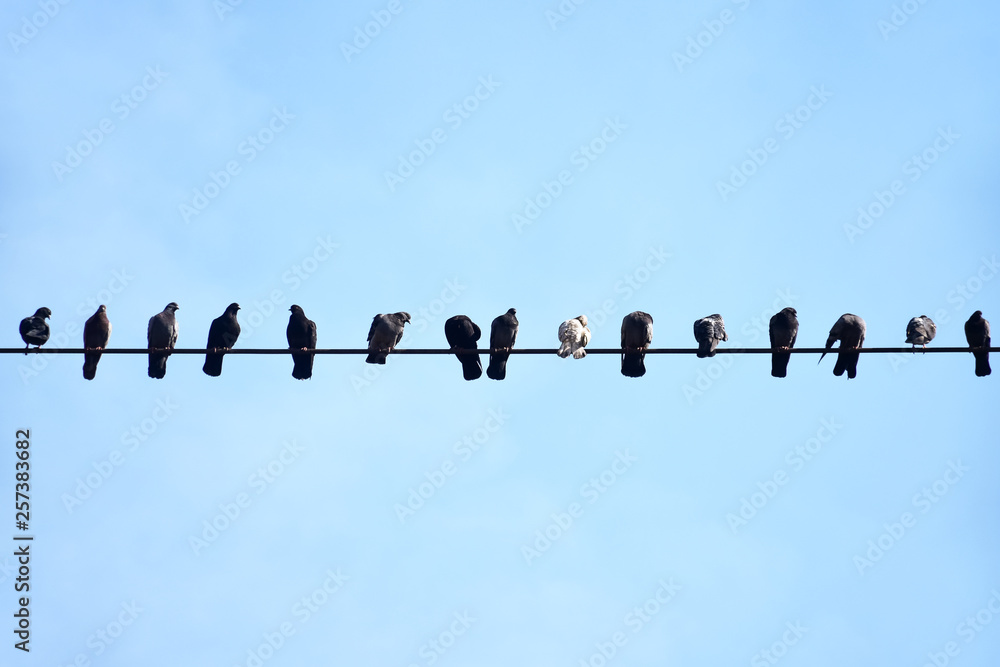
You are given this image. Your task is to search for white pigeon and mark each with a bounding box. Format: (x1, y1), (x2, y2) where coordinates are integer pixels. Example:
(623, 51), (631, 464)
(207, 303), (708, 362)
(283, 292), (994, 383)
(558, 315), (591, 359)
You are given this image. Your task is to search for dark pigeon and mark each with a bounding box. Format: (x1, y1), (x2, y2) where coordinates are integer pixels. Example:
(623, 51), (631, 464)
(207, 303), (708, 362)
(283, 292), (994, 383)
(769, 307), (799, 378)
(693, 314), (727, 358)
(819, 313), (866, 379)
(286, 305), (317, 380)
(621, 311), (653, 378)
(366, 312), (410, 364)
(19, 307), (51, 354)
(82, 305), (111, 380)
(203, 303), (241, 377)
(147, 302), (179, 379)
(905, 315), (936, 352)
(486, 308), (518, 381)
(444, 315), (482, 381)
(964, 310), (991, 377)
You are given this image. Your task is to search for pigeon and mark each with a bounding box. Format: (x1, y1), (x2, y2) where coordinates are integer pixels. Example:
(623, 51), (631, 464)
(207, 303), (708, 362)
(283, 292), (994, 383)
(444, 315), (482, 381)
(693, 314), (727, 358)
(621, 311), (653, 378)
(366, 312), (410, 364)
(203, 303), (241, 377)
(769, 307), (799, 378)
(486, 308), (518, 380)
(819, 313), (866, 379)
(19, 307), (51, 354)
(82, 305), (111, 380)
(557, 315), (591, 359)
(964, 310), (991, 377)
(286, 305), (317, 380)
(147, 302), (179, 379)
(905, 315), (936, 352)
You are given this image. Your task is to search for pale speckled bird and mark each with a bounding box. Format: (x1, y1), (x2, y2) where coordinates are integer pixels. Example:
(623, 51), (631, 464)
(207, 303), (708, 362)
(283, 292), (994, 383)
(557, 315), (591, 359)
(693, 314), (727, 358)
(905, 315), (936, 352)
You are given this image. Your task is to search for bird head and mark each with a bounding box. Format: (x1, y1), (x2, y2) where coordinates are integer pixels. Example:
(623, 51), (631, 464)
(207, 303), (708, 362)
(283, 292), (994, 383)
(36, 307), (52, 319)
(576, 314), (588, 327)
(165, 302), (179, 313)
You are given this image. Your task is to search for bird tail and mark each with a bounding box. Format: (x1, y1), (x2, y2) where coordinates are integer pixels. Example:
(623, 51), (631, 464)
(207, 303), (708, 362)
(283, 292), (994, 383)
(366, 350), (387, 364)
(83, 352), (101, 380)
(557, 341), (573, 358)
(459, 355), (482, 381)
(973, 350), (992, 377)
(292, 351), (314, 379)
(486, 352), (509, 380)
(621, 352), (645, 378)
(697, 339), (714, 358)
(572, 347), (587, 360)
(834, 351), (860, 379)
(148, 352), (167, 379)
(771, 352), (790, 378)
(203, 353), (224, 377)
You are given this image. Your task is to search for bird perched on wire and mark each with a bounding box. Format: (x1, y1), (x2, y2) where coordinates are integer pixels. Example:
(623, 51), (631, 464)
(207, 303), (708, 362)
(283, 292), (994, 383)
(819, 313), (865, 379)
(964, 310), (991, 377)
(19, 307), (51, 354)
(203, 303), (241, 377)
(147, 302), (179, 379)
(693, 314), (727, 358)
(286, 305), (317, 380)
(367, 312), (411, 364)
(486, 308), (518, 380)
(769, 307), (798, 378)
(83, 305), (111, 380)
(557, 315), (591, 359)
(621, 311), (653, 378)
(905, 315), (936, 352)
(444, 315), (482, 381)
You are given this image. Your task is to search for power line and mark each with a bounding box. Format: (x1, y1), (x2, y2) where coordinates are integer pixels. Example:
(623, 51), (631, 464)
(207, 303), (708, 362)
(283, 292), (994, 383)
(1, 347), (995, 355)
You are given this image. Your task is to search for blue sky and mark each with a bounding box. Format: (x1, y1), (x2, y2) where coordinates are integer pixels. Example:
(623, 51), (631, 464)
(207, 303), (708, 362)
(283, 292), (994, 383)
(2, 0), (999, 665)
